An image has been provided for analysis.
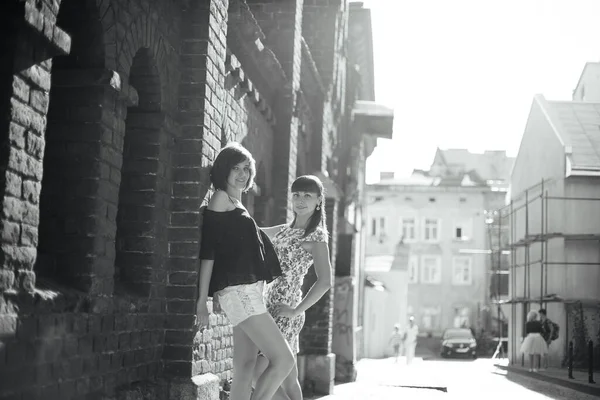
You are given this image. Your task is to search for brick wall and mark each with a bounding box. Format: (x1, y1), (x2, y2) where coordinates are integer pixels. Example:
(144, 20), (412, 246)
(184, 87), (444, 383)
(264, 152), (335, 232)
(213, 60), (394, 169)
(247, 0), (304, 224)
(1, 0), (351, 398)
(177, 0), (229, 384)
(0, 0), (230, 398)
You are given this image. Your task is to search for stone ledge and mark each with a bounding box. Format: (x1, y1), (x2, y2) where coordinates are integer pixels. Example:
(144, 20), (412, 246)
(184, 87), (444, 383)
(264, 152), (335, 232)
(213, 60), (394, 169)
(166, 374), (220, 400)
(51, 68), (140, 106)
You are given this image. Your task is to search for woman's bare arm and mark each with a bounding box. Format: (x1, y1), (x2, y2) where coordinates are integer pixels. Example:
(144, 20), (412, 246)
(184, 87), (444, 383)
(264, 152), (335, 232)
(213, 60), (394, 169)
(293, 241), (333, 314)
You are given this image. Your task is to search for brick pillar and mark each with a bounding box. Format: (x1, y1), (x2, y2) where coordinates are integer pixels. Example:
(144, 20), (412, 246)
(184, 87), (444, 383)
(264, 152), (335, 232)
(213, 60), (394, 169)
(247, 0), (304, 224)
(40, 69), (124, 301)
(166, 1), (229, 399)
(302, 0), (341, 88)
(0, 2), (70, 295)
(303, 0), (346, 173)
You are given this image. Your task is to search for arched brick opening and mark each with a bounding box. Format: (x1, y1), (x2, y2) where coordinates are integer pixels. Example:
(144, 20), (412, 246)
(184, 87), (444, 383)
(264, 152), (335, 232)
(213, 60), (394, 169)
(114, 48), (168, 296)
(36, 0), (108, 290)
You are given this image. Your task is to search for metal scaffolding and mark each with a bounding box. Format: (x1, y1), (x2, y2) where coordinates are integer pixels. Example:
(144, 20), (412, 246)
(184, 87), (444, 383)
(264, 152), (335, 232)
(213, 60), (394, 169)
(491, 178), (600, 365)
(485, 206), (510, 359)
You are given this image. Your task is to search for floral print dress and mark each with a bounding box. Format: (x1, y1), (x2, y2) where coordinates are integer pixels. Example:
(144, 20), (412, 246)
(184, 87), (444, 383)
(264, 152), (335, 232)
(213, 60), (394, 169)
(264, 224), (328, 353)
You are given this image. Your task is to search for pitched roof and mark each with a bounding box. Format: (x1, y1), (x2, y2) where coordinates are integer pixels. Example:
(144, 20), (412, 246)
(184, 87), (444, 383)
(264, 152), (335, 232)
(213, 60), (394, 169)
(373, 169), (488, 187)
(434, 148), (514, 181)
(536, 95), (600, 174)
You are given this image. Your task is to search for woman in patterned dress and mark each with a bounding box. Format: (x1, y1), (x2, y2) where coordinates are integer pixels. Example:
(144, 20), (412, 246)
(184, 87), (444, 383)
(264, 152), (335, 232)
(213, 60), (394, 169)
(255, 175), (333, 400)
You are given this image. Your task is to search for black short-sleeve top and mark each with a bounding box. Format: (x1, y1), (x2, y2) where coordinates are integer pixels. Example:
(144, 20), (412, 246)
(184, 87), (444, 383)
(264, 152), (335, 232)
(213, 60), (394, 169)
(525, 320), (542, 334)
(199, 207), (282, 296)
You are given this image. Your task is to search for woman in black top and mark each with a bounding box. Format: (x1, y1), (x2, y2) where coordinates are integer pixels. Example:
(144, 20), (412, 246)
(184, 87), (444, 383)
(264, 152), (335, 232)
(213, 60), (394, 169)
(196, 143), (294, 400)
(520, 310), (548, 372)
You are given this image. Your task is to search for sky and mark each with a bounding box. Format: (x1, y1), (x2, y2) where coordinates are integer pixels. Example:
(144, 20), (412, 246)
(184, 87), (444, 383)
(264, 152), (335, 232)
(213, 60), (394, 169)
(361, 0), (600, 183)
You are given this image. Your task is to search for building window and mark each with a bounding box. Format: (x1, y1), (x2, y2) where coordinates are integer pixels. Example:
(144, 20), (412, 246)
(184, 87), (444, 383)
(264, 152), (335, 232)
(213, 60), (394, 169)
(429, 197), (436, 203)
(452, 256), (472, 285)
(453, 219), (472, 241)
(421, 306), (441, 331)
(423, 218), (440, 242)
(401, 217), (416, 241)
(459, 197), (467, 203)
(378, 217), (388, 243)
(408, 256), (419, 283)
(371, 218), (377, 236)
(421, 256), (441, 284)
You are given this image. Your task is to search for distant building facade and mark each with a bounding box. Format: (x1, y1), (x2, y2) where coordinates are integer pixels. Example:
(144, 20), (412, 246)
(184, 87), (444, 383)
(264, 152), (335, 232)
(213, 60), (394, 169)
(365, 149), (513, 341)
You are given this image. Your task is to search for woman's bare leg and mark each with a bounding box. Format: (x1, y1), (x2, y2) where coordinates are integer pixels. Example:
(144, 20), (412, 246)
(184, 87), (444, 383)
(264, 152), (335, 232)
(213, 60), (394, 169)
(280, 362), (302, 400)
(238, 313), (295, 400)
(231, 326), (259, 400)
(254, 355), (292, 400)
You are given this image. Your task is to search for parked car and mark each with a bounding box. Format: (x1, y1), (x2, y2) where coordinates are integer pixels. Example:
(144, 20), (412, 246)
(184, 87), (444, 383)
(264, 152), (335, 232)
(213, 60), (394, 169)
(440, 328), (477, 359)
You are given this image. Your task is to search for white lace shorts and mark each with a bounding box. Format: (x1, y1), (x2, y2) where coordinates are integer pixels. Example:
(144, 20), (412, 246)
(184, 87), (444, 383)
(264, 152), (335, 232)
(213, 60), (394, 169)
(215, 281), (267, 326)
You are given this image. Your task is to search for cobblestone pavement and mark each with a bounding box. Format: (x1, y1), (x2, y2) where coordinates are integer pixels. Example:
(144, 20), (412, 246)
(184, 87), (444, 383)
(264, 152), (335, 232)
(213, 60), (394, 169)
(311, 357), (599, 400)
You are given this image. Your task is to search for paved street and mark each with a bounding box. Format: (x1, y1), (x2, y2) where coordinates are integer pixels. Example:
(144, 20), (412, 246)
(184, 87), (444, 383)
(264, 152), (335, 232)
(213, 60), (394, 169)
(313, 356), (599, 400)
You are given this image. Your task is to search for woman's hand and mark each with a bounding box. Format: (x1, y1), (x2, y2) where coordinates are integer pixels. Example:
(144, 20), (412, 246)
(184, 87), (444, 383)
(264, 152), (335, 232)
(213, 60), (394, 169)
(196, 300), (209, 328)
(274, 303), (298, 318)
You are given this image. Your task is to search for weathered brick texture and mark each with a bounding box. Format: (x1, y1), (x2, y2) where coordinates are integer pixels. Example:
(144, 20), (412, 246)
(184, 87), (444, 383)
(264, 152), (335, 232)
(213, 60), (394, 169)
(0, 0), (201, 398)
(247, 0), (304, 224)
(0, 0), (355, 398)
(170, 0), (229, 381)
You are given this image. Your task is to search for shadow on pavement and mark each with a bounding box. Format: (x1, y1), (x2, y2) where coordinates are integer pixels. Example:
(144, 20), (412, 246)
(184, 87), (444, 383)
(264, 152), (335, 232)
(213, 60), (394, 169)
(379, 384), (448, 393)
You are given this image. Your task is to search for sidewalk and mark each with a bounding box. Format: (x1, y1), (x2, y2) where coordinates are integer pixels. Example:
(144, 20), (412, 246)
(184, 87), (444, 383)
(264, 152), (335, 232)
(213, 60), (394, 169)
(494, 360), (600, 397)
(306, 357), (448, 400)
(306, 382), (447, 400)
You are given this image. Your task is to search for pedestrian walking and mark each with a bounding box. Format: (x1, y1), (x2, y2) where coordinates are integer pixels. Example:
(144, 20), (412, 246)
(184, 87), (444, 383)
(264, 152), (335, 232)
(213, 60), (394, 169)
(388, 325), (404, 363)
(196, 142), (295, 400)
(404, 316), (419, 365)
(253, 175), (333, 400)
(520, 310), (548, 372)
(539, 308), (558, 369)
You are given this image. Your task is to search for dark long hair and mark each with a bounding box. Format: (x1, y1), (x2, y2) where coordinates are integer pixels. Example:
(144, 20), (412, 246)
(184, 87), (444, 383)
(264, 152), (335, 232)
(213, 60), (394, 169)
(209, 142), (256, 192)
(290, 175), (327, 238)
